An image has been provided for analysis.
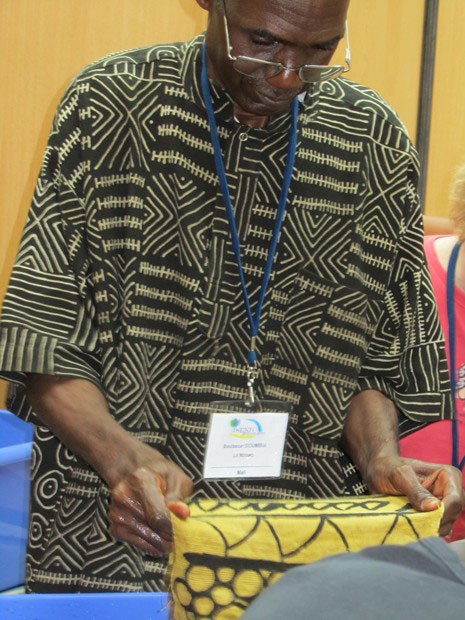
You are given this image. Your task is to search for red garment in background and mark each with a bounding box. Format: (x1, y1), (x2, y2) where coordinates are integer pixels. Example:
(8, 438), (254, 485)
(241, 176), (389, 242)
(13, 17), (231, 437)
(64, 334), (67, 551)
(400, 235), (465, 540)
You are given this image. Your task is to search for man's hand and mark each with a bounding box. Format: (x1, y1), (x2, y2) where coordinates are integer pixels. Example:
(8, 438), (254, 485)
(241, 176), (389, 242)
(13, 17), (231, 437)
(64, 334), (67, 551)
(25, 375), (193, 557)
(108, 449), (193, 556)
(364, 455), (464, 536)
(341, 389), (465, 537)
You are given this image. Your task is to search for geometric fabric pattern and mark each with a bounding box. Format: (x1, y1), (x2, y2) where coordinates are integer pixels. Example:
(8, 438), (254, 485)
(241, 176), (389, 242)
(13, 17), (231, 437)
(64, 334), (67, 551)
(0, 34), (452, 592)
(170, 496), (443, 619)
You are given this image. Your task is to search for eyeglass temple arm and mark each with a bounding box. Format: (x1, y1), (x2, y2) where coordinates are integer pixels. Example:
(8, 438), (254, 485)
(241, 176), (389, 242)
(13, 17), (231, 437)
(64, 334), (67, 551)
(344, 20), (351, 69)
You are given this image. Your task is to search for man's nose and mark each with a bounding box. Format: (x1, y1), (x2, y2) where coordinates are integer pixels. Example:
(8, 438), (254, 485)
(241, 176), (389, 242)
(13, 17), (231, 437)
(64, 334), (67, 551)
(267, 67), (303, 91)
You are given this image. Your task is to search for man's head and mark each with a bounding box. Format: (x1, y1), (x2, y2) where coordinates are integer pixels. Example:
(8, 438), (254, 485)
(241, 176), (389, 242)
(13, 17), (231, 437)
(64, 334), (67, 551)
(195, 0), (350, 119)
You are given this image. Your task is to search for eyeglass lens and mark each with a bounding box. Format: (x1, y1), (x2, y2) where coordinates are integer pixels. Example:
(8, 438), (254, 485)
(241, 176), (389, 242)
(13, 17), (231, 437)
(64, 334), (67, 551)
(233, 57), (345, 83)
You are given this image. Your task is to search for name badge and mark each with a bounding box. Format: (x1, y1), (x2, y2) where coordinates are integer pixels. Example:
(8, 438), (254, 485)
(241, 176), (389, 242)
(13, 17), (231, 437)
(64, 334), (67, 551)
(203, 400), (291, 480)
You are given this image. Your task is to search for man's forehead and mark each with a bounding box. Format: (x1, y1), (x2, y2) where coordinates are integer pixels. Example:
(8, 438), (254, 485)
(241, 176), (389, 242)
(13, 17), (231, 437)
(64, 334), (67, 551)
(226, 0), (349, 20)
(227, 0), (349, 38)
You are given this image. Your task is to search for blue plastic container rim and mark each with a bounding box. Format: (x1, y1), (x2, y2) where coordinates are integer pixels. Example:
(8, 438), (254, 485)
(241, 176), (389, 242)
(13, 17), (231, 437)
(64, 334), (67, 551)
(0, 592), (170, 619)
(0, 442), (32, 466)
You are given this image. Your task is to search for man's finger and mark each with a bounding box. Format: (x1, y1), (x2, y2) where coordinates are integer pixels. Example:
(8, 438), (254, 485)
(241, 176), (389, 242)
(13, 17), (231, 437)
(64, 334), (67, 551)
(108, 505), (173, 550)
(164, 467), (193, 506)
(391, 464), (441, 511)
(159, 468), (192, 519)
(166, 499), (190, 519)
(111, 478), (172, 541)
(110, 523), (172, 557)
(421, 468), (464, 534)
(111, 481), (146, 519)
(137, 470), (174, 539)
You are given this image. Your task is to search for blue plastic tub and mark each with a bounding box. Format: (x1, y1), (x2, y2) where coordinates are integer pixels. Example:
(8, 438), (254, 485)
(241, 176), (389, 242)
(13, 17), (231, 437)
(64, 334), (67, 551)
(0, 410), (34, 591)
(0, 592), (169, 619)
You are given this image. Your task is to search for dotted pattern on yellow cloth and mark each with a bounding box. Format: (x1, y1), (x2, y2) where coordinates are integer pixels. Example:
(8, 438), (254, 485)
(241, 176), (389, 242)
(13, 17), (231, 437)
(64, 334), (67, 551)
(169, 495), (443, 620)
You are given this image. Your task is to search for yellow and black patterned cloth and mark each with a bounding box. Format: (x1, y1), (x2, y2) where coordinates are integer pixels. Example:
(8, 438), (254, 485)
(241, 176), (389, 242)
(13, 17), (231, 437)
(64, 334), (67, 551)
(170, 497), (443, 619)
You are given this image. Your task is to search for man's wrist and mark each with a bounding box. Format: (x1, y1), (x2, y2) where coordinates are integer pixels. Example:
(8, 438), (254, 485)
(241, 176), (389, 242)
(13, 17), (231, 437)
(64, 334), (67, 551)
(342, 390), (400, 481)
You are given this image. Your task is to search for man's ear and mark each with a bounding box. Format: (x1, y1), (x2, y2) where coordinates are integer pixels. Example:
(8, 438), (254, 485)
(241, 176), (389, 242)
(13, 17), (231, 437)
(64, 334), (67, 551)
(194, 0), (213, 10)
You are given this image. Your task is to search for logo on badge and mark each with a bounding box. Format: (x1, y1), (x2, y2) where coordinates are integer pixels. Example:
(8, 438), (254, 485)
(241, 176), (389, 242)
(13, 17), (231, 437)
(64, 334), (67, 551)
(230, 417), (263, 440)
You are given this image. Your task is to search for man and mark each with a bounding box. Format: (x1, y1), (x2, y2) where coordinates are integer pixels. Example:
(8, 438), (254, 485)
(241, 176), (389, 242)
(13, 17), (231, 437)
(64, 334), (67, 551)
(0, 0), (462, 593)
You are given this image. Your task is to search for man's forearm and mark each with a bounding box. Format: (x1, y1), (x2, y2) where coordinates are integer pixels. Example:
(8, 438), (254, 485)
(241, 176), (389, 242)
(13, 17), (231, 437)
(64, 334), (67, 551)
(25, 374), (147, 487)
(26, 373), (193, 556)
(340, 388), (465, 534)
(340, 389), (400, 484)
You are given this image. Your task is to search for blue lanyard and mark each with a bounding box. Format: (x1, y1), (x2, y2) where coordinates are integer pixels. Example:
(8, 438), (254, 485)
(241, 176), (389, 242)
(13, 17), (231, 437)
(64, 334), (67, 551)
(447, 241), (464, 470)
(200, 43), (298, 376)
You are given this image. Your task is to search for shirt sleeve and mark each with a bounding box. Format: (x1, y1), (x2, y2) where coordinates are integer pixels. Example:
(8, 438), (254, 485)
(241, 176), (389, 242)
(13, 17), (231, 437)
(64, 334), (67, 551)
(0, 78), (102, 422)
(356, 153), (453, 435)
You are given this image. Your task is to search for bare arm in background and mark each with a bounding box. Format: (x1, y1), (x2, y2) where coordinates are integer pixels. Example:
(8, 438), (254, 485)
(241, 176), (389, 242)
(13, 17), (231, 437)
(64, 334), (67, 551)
(25, 374), (193, 556)
(423, 215), (453, 236)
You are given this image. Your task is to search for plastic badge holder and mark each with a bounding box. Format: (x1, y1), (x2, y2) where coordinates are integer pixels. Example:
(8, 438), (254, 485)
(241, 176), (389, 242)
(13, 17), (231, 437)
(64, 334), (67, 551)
(204, 399), (292, 480)
(0, 410), (34, 591)
(0, 592), (169, 619)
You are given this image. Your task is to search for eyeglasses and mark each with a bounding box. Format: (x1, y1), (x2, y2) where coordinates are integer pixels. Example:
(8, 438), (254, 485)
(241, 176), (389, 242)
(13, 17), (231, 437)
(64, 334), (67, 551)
(220, 0), (351, 83)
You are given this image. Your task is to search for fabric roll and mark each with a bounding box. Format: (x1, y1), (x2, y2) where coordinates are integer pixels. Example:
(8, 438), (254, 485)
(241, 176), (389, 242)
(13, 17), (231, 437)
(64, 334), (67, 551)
(169, 495), (443, 619)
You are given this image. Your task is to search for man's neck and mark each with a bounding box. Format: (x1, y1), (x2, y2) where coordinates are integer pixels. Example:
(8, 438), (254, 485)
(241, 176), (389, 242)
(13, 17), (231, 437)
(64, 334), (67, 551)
(233, 103), (269, 128)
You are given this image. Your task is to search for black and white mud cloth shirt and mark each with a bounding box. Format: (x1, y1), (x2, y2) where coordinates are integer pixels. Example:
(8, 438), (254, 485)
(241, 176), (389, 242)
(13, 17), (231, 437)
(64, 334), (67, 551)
(0, 34), (452, 592)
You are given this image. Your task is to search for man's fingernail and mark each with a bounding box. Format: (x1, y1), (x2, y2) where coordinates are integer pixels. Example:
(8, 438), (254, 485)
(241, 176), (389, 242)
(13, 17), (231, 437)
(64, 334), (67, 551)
(421, 498), (440, 510)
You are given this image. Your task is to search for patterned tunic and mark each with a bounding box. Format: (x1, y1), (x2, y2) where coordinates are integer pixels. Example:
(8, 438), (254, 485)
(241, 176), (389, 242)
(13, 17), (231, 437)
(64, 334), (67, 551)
(0, 35), (452, 592)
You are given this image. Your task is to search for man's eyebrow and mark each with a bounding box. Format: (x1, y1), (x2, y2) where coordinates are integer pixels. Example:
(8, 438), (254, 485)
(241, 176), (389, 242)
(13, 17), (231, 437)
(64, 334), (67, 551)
(250, 28), (286, 44)
(249, 29), (343, 48)
(315, 34), (344, 48)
